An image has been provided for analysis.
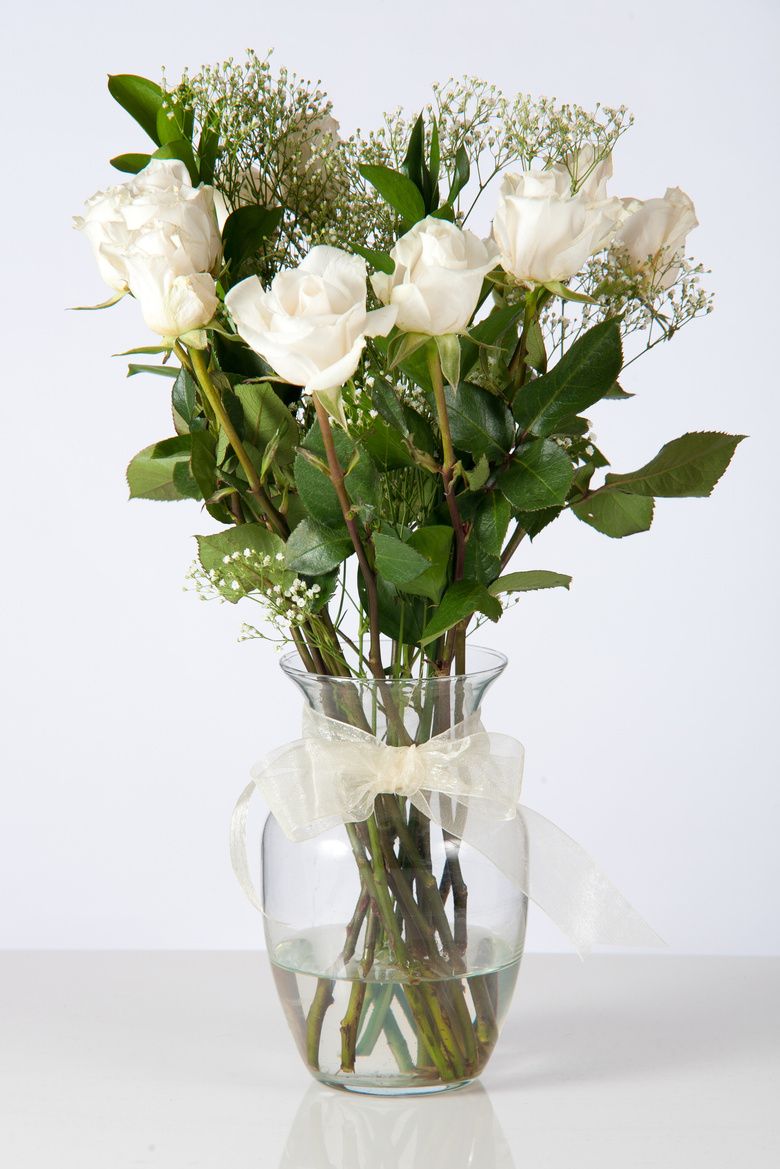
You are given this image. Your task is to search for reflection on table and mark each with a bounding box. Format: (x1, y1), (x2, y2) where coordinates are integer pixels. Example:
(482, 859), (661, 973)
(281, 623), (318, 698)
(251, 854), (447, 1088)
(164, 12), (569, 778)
(277, 1080), (515, 1169)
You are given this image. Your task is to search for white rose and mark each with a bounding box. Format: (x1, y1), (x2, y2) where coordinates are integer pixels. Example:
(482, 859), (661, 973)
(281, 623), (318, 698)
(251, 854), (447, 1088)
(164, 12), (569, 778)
(493, 170), (624, 286)
(74, 159), (222, 292)
(225, 245), (396, 394)
(371, 217), (499, 336)
(123, 250), (219, 342)
(549, 144), (613, 202)
(613, 187), (698, 289)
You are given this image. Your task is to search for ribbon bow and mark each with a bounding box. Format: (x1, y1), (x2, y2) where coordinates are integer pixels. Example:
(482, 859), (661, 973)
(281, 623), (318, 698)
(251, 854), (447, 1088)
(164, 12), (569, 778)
(230, 707), (665, 957)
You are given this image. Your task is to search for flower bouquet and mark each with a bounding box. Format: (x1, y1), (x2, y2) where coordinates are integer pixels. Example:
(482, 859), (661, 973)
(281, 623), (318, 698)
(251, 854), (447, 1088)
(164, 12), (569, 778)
(74, 54), (741, 1093)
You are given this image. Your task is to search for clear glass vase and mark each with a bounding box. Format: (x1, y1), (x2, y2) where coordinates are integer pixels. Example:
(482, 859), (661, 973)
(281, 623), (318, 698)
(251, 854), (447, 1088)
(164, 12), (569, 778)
(261, 647), (528, 1095)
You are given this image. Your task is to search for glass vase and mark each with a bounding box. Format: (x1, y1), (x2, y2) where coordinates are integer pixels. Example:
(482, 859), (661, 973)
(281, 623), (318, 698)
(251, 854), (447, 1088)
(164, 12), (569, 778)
(261, 647), (528, 1095)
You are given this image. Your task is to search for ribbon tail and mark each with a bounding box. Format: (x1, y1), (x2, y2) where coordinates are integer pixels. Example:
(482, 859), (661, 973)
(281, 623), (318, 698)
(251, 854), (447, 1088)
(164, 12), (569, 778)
(229, 779), (263, 913)
(478, 807), (666, 958)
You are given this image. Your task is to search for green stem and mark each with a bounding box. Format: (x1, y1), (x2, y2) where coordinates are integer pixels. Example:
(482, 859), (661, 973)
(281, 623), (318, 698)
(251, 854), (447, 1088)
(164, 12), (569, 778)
(305, 978), (335, 1072)
(185, 345), (288, 540)
(313, 395), (384, 681)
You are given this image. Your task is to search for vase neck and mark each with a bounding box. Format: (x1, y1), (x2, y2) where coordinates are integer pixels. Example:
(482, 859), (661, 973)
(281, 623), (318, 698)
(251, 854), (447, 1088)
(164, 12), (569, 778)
(279, 648), (507, 744)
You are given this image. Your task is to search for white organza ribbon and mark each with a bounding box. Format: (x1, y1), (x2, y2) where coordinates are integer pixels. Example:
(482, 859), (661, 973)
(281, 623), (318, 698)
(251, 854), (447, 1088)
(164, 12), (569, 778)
(230, 707), (665, 957)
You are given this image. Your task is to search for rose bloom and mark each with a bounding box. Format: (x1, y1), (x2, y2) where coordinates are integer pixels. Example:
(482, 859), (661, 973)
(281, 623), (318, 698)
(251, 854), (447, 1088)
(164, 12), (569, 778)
(371, 217), (499, 336)
(492, 169), (624, 286)
(122, 250), (219, 342)
(74, 159), (222, 292)
(225, 246), (396, 394)
(613, 187), (698, 289)
(548, 144), (613, 202)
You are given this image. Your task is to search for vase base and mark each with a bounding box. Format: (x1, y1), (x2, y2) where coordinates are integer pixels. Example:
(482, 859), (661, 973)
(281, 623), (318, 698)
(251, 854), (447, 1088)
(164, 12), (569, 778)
(313, 1072), (476, 1097)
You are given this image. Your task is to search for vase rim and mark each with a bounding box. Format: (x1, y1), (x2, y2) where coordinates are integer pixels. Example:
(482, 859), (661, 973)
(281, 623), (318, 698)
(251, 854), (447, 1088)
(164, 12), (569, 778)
(278, 643), (508, 686)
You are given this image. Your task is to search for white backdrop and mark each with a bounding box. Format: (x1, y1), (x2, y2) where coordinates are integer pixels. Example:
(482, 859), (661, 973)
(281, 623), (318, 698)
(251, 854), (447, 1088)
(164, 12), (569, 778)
(2, 0), (778, 954)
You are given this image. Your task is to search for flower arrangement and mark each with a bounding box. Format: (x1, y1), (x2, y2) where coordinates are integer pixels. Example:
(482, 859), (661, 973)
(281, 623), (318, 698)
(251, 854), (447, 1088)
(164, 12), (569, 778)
(74, 53), (742, 1091)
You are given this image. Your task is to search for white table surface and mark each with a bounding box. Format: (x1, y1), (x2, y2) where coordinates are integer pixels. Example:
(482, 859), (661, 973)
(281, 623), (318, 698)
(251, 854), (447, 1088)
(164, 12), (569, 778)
(1, 953), (777, 1168)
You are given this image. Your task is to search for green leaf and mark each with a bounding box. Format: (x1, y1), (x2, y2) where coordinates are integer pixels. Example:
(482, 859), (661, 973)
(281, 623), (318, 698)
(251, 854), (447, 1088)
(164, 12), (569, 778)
(127, 364), (177, 378)
(513, 319), (623, 438)
(465, 453), (491, 492)
(420, 580), (501, 645)
(443, 382), (515, 461)
(497, 440), (575, 511)
(196, 524), (288, 601)
(222, 206), (284, 271)
(401, 114), (426, 196)
(448, 145), (470, 204)
(525, 319), (547, 374)
(107, 74), (163, 145)
(172, 457), (201, 500)
(463, 540), (500, 586)
(387, 330), (429, 371)
(512, 507), (563, 541)
(197, 124), (221, 185)
(396, 527), (453, 603)
(171, 367), (198, 430)
(373, 532), (432, 584)
(358, 164), (426, 225)
(602, 432), (745, 498)
(303, 567), (339, 614)
(542, 280), (596, 305)
(359, 573), (427, 646)
(435, 334), (461, 390)
(488, 570), (571, 595)
(572, 491), (655, 538)
(285, 518), (353, 575)
(361, 407), (436, 472)
(126, 436), (191, 501)
(235, 381), (299, 466)
(370, 379), (408, 433)
(473, 492), (512, 556)
(460, 305), (522, 381)
(151, 140), (199, 186)
(190, 429), (223, 518)
(297, 423), (380, 524)
(430, 119), (440, 187)
(197, 523), (285, 572)
(351, 243), (395, 275)
(604, 382), (634, 400)
(110, 153), (151, 174)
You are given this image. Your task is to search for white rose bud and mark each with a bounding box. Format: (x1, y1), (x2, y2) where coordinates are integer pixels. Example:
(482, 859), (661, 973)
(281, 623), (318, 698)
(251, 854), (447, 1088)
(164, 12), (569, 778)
(122, 252), (219, 342)
(225, 246), (396, 394)
(371, 217), (499, 336)
(74, 159), (222, 293)
(493, 170), (624, 287)
(613, 187), (698, 289)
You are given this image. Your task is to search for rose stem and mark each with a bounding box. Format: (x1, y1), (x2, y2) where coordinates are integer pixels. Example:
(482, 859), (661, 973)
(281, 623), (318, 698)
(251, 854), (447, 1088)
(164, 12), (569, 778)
(305, 978), (335, 1071)
(342, 888), (370, 965)
(183, 344), (289, 540)
(340, 908), (378, 1072)
(426, 344), (469, 675)
(500, 522), (527, 571)
(346, 822), (461, 1080)
(378, 798), (478, 1071)
(313, 396), (384, 681)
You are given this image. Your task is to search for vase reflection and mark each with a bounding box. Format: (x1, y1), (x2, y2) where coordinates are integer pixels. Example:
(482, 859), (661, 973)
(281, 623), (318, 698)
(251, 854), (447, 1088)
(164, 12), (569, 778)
(277, 1080), (516, 1169)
